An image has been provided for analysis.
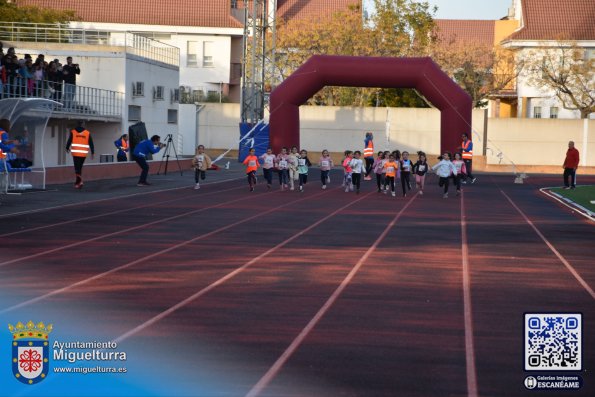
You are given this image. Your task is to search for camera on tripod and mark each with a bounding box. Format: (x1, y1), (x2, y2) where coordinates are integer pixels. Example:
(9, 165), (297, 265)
(157, 133), (183, 176)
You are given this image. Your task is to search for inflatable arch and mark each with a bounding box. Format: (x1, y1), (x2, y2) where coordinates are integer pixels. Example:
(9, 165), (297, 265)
(269, 55), (472, 154)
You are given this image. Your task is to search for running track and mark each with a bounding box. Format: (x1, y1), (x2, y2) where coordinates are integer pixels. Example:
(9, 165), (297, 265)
(0, 172), (593, 396)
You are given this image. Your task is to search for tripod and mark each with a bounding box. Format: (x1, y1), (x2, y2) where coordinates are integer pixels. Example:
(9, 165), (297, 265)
(157, 133), (183, 176)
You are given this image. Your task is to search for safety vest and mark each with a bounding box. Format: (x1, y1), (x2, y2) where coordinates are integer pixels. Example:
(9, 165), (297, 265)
(70, 129), (90, 157)
(461, 140), (473, 160)
(0, 147), (6, 160)
(120, 138), (128, 151)
(363, 139), (374, 158)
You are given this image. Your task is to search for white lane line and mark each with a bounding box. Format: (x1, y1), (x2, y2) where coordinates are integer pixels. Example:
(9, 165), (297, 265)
(460, 190), (479, 397)
(245, 194), (417, 397)
(501, 189), (595, 300)
(0, 175), (243, 219)
(0, 188), (339, 314)
(111, 191), (375, 345)
(0, 184), (246, 238)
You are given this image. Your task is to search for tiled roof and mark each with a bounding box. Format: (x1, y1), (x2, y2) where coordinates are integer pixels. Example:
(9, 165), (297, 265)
(508, 0), (595, 41)
(16, 0), (243, 28)
(434, 19), (495, 47)
(277, 0), (361, 21)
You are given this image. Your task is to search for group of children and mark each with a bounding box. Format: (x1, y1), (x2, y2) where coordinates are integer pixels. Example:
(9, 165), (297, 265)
(193, 145), (472, 198)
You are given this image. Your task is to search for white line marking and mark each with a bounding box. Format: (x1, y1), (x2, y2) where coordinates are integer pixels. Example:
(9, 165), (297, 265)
(0, 176), (243, 219)
(501, 189), (595, 300)
(245, 194), (417, 397)
(0, 184), (246, 238)
(539, 187), (595, 222)
(0, 185), (273, 268)
(0, 188), (340, 314)
(111, 191), (375, 345)
(460, 190), (479, 397)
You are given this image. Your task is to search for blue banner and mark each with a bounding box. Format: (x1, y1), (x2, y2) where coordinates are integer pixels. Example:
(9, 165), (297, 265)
(238, 122), (270, 163)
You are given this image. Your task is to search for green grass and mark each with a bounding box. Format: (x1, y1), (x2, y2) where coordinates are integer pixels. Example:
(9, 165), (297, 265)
(549, 185), (595, 212)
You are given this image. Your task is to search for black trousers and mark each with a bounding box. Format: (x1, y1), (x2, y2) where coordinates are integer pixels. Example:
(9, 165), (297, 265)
(299, 173), (308, 186)
(452, 174), (462, 191)
(439, 176), (450, 193)
(365, 157), (374, 176)
(401, 172), (411, 195)
(376, 173), (384, 191)
(385, 176), (395, 192)
(117, 151), (127, 162)
(73, 156), (86, 183)
(135, 156), (149, 184)
(247, 171), (256, 187)
(352, 173), (362, 191)
(195, 169), (206, 183)
(463, 159), (474, 180)
(563, 168), (576, 188)
(263, 168), (273, 185)
(321, 170), (330, 185)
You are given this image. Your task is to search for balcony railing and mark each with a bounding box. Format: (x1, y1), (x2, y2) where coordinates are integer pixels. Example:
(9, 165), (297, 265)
(1, 79), (123, 119)
(0, 22), (179, 67)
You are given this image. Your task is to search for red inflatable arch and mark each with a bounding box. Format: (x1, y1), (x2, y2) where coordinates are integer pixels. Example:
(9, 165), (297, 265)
(269, 55), (472, 154)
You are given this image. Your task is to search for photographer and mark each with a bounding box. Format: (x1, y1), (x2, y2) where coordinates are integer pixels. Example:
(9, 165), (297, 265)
(62, 56), (80, 110)
(133, 135), (164, 186)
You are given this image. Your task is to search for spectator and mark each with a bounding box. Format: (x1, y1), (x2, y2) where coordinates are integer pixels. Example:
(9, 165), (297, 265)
(62, 56), (80, 109)
(562, 141), (580, 190)
(47, 61), (63, 101)
(5, 55), (19, 97)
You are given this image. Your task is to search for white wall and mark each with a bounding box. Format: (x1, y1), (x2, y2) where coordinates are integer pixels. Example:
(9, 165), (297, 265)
(179, 103), (198, 156)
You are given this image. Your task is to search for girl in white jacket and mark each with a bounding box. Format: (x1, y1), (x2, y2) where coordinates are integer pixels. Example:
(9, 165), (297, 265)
(431, 152), (458, 198)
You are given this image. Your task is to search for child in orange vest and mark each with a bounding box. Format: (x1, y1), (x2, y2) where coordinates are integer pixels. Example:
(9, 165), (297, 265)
(383, 153), (398, 197)
(243, 148), (260, 192)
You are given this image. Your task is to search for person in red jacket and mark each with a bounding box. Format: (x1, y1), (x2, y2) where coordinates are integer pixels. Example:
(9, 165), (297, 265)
(562, 141), (580, 189)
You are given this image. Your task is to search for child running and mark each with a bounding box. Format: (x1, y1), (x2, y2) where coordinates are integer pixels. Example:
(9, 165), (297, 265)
(260, 147), (276, 189)
(412, 151), (429, 195)
(349, 150), (365, 194)
(432, 152), (458, 198)
(451, 152), (467, 196)
(382, 150), (391, 192)
(243, 147), (260, 192)
(297, 149), (312, 192)
(342, 150), (354, 193)
(372, 151), (385, 193)
(276, 147), (290, 190)
(319, 149), (334, 190)
(191, 144), (212, 190)
(400, 151), (413, 197)
(383, 153), (398, 197)
(288, 146), (300, 191)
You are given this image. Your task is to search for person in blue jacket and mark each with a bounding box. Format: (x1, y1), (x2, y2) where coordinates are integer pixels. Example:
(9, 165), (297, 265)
(133, 135), (164, 186)
(114, 134), (129, 162)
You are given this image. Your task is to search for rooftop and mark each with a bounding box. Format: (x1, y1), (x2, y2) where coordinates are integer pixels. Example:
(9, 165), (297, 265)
(434, 19), (495, 47)
(507, 0), (595, 41)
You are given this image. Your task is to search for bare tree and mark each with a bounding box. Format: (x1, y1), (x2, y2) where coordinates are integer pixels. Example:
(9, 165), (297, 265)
(523, 42), (595, 118)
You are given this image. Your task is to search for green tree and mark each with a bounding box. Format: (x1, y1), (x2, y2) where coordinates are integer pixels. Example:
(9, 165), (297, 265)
(274, 1), (436, 107)
(0, 0), (76, 23)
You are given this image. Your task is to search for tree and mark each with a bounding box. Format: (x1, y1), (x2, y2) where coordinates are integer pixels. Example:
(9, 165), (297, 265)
(523, 43), (594, 119)
(0, 0), (76, 24)
(274, 0), (436, 106)
(432, 40), (523, 108)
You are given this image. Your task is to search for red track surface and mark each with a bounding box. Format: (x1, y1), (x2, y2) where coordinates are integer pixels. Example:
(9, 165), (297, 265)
(1, 173), (593, 396)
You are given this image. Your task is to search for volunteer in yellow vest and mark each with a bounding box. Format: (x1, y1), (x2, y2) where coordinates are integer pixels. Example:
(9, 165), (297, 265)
(65, 121), (94, 189)
(460, 132), (476, 184)
(363, 131), (374, 180)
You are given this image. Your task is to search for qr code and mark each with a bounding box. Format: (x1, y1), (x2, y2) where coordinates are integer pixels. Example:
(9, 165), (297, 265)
(525, 313), (582, 371)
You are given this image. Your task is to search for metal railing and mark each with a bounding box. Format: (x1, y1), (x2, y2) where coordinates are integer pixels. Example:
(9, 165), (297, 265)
(0, 22), (179, 67)
(0, 79), (123, 118)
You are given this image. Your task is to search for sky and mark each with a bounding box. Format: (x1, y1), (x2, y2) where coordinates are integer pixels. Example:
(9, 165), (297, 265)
(425, 0), (512, 19)
(364, 0), (513, 20)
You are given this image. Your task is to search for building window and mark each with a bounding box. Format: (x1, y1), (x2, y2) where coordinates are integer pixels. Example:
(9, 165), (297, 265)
(550, 107), (559, 119)
(168, 109), (178, 124)
(533, 106), (542, 118)
(128, 105), (141, 121)
(132, 82), (144, 97)
(203, 41), (214, 67)
(231, 0), (239, 8)
(171, 88), (180, 103)
(153, 85), (164, 101)
(187, 41), (198, 67)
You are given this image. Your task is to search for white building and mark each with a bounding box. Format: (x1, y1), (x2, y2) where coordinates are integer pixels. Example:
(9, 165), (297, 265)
(502, 0), (595, 119)
(2, 24), (180, 167)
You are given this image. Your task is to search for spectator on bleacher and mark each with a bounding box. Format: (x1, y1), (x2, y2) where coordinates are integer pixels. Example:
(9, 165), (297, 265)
(47, 61), (63, 101)
(19, 57), (34, 96)
(62, 57), (80, 110)
(5, 55), (19, 97)
(33, 62), (44, 96)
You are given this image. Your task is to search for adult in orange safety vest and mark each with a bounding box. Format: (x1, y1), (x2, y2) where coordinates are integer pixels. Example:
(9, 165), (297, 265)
(460, 132), (476, 184)
(65, 121), (94, 189)
(363, 131), (374, 180)
(114, 134), (129, 162)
